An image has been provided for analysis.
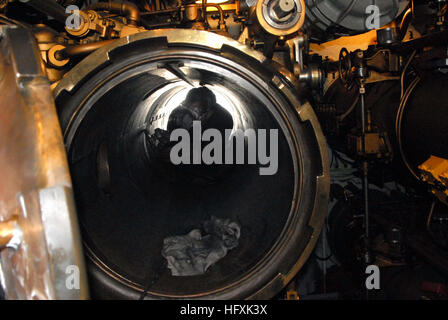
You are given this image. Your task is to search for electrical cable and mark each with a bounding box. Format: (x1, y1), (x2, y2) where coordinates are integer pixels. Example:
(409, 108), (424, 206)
(0, 14), (30, 28)
(400, 50), (417, 100)
(426, 200), (436, 233)
(395, 75), (421, 180)
(338, 94), (360, 122)
(395, 49), (421, 180)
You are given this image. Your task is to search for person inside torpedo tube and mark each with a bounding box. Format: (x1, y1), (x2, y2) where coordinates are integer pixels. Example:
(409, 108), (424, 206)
(145, 86), (234, 184)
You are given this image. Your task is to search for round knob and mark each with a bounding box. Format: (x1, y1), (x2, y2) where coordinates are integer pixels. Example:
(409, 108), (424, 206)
(273, 0), (295, 18)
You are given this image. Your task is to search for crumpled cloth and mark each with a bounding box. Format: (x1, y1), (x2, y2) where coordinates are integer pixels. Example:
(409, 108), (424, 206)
(161, 216), (241, 276)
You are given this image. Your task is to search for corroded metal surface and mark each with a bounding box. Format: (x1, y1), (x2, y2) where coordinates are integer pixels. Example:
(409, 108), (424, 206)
(0, 26), (88, 300)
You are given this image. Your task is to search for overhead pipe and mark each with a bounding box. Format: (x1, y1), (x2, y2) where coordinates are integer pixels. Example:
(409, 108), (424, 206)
(55, 40), (116, 60)
(87, 1), (141, 26)
(21, 0), (69, 24)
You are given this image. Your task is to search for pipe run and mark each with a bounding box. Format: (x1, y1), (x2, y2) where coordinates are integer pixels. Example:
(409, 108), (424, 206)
(21, 0), (69, 24)
(87, 1), (141, 26)
(56, 40), (116, 60)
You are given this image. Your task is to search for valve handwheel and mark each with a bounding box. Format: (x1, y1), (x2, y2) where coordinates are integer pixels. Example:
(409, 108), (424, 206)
(339, 47), (354, 89)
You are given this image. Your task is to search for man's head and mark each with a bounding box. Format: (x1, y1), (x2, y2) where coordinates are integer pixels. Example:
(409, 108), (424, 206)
(183, 86), (217, 116)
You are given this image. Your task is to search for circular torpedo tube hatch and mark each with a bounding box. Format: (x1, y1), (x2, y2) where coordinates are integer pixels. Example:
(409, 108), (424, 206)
(54, 29), (330, 299)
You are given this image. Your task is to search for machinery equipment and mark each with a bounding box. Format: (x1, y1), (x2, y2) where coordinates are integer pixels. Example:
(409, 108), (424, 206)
(0, 0), (447, 300)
